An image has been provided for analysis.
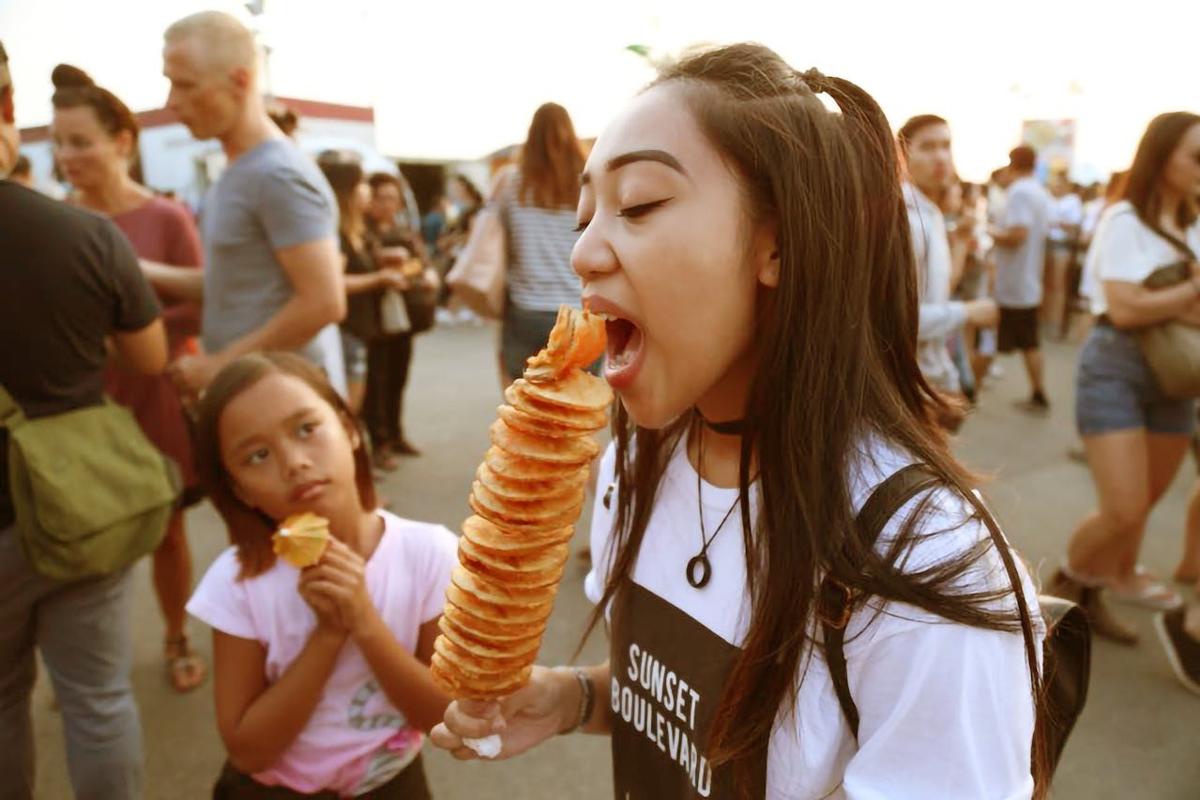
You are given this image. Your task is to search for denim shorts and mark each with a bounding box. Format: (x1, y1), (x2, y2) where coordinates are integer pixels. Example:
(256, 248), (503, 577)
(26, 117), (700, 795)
(1075, 321), (1196, 436)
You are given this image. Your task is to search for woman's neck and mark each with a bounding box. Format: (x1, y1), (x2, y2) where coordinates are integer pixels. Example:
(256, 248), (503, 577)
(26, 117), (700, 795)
(78, 173), (147, 216)
(688, 351), (758, 489)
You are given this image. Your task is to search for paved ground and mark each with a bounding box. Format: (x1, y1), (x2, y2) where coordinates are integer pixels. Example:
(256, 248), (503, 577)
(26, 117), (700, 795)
(32, 323), (1200, 799)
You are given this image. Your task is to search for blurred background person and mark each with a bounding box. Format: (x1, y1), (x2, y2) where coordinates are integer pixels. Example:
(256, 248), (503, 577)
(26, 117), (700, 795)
(1, 40), (167, 796)
(1044, 172), (1084, 338)
(1048, 112), (1200, 642)
(141, 11), (346, 399)
(319, 150), (427, 467)
(898, 114), (997, 422)
(50, 63), (207, 693)
(990, 144), (1053, 414)
(495, 102), (586, 386)
(266, 100), (299, 140)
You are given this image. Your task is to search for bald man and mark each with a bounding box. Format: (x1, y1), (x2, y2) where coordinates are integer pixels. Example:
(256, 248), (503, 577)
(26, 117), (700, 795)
(144, 11), (346, 396)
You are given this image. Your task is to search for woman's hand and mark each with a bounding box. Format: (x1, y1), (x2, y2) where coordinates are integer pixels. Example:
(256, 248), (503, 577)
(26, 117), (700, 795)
(299, 540), (377, 639)
(429, 666), (578, 760)
(376, 270), (411, 292)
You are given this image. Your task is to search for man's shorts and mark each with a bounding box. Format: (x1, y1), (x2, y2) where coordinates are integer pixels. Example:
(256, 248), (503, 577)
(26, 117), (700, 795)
(998, 306), (1040, 353)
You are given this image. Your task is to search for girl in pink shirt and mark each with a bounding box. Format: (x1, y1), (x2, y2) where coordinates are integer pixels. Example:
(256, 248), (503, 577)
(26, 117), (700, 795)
(187, 352), (456, 798)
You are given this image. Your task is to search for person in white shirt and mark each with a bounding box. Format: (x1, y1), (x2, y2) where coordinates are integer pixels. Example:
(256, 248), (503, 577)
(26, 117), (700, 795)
(1048, 112), (1200, 643)
(897, 114), (997, 417)
(431, 45), (1047, 799)
(1043, 174), (1084, 337)
(990, 145), (1053, 414)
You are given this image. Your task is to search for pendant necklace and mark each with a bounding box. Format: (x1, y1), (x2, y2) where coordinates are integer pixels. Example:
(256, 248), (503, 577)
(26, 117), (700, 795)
(687, 422), (743, 589)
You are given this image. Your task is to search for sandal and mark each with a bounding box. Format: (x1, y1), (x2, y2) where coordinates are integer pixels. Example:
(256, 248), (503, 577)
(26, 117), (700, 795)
(165, 635), (208, 693)
(1107, 565), (1184, 611)
(1047, 568), (1139, 646)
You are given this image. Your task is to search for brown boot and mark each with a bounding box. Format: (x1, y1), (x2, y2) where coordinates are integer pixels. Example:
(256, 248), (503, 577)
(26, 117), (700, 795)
(1046, 569), (1139, 646)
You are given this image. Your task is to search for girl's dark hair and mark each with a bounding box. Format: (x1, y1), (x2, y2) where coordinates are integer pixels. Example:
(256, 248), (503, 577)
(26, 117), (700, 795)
(195, 352), (377, 579)
(582, 43), (1048, 796)
(317, 150), (365, 239)
(50, 64), (143, 182)
(519, 102), (585, 209)
(453, 174), (484, 207)
(1123, 112), (1200, 245)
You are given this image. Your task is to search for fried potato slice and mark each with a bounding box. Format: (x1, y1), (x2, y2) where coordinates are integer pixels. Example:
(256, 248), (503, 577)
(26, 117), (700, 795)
(271, 512), (331, 568)
(505, 383), (608, 430)
(489, 419), (599, 464)
(514, 371), (613, 412)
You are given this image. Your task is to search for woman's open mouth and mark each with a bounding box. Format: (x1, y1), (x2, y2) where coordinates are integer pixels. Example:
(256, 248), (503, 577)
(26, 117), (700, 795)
(601, 316), (645, 390)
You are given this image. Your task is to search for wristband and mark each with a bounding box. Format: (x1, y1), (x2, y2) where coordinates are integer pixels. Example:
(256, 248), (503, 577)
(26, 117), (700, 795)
(559, 668), (595, 735)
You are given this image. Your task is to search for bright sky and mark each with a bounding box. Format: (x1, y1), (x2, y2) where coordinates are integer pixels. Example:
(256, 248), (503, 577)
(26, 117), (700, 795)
(4, 0), (1198, 181)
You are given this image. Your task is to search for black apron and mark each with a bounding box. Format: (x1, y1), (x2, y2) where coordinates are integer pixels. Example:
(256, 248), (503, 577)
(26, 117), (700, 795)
(608, 580), (769, 799)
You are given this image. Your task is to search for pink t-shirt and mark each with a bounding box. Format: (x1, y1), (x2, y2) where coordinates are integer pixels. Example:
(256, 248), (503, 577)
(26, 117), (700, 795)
(187, 511), (458, 796)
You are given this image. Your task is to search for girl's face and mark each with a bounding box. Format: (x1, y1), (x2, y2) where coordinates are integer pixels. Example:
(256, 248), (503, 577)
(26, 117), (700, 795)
(1162, 122), (1200, 201)
(219, 372), (363, 524)
(51, 105), (130, 191)
(573, 83), (776, 429)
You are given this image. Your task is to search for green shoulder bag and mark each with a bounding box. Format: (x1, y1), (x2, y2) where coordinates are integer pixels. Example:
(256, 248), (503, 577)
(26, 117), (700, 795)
(0, 385), (180, 581)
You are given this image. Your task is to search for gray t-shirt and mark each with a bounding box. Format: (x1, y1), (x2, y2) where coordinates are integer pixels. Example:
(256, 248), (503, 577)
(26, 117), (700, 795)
(993, 176), (1051, 309)
(199, 139), (345, 392)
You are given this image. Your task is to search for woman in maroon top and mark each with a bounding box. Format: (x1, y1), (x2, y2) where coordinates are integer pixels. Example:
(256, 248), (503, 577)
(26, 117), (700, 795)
(51, 64), (207, 692)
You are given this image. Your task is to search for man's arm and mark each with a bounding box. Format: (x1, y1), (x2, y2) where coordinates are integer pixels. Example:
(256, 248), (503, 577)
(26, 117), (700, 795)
(110, 319), (168, 374)
(220, 237), (346, 360)
(140, 259), (204, 302)
(989, 225), (1028, 248)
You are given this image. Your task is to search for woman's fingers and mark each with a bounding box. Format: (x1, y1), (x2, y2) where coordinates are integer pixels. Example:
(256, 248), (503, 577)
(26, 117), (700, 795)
(442, 699), (505, 739)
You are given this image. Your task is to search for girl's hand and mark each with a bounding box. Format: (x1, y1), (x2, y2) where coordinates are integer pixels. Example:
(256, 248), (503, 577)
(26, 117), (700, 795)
(298, 578), (345, 634)
(300, 540), (376, 638)
(430, 666), (578, 760)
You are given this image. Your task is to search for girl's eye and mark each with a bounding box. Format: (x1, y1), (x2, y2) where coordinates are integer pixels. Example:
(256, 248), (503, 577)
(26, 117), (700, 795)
(246, 448), (269, 466)
(297, 421), (319, 438)
(617, 198), (672, 221)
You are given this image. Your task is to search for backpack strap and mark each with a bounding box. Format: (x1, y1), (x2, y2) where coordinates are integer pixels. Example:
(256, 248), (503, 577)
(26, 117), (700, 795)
(820, 463), (941, 738)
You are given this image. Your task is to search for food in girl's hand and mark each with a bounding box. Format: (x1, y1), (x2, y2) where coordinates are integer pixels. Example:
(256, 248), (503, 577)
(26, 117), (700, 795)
(431, 306), (612, 699)
(272, 512), (332, 568)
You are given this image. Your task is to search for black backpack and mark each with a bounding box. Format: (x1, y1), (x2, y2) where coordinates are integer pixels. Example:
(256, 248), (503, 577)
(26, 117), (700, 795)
(819, 464), (1091, 775)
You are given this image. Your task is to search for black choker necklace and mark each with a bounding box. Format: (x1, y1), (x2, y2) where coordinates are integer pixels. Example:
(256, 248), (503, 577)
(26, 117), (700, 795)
(696, 409), (748, 436)
(687, 423), (742, 589)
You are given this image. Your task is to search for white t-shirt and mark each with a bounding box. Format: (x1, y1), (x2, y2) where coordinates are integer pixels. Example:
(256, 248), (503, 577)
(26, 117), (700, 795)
(187, 511), (458, 796)
(1048, 193), (1083, 243)
(1085, 200), (1200, 316)
(585, 438), (1042, 800)
(993, 176), (1052, 309)
(905, 183), (964, 394)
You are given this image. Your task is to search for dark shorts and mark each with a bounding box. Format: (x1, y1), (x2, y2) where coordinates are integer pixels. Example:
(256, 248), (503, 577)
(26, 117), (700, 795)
(212, 754), (430, 799)
(1075, 322), (1196, 437)
(998, 306), (1040, 353)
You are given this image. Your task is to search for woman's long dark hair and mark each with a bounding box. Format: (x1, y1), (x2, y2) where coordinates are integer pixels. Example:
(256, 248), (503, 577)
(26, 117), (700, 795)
(582, 44), (1048, 796)
(519, 102), (585, 209)
(50, 64), (143, 183)
(1123, 112), (1200, 251)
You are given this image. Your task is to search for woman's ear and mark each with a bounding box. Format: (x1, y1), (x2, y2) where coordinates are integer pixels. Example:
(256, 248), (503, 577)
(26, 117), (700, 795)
(755, 220), (781, 288)
(114, 128), (135, 161)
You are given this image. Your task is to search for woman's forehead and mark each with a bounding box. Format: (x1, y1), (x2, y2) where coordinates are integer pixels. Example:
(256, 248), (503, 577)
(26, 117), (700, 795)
(585, 83), (706, 175)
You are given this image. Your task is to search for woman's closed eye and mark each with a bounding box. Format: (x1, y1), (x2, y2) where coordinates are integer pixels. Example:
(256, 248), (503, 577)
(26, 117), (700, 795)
(617, 198), (673, 222)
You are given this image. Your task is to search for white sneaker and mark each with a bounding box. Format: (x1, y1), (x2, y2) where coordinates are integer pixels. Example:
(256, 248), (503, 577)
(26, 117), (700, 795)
(987, 363), (1005, 379)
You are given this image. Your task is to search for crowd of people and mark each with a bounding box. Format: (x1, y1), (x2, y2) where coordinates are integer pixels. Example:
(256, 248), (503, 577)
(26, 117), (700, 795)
(1, 9), (1199, 800)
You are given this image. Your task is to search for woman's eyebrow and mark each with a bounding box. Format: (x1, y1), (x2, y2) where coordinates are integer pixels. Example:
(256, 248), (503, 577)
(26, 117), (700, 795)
(580, 149), (688, 186)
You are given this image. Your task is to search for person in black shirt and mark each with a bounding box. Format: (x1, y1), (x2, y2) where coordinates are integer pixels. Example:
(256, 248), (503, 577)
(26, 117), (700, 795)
(0, 41), (167, 799)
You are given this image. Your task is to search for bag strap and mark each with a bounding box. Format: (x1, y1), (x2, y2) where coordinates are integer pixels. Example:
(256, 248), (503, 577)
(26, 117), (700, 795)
(822, 464), (1045, 743)
(820, 464), (942, 738)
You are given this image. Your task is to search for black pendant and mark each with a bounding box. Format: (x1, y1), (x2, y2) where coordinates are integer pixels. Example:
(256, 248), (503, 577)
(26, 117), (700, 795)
(686, 553), (712, 588)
